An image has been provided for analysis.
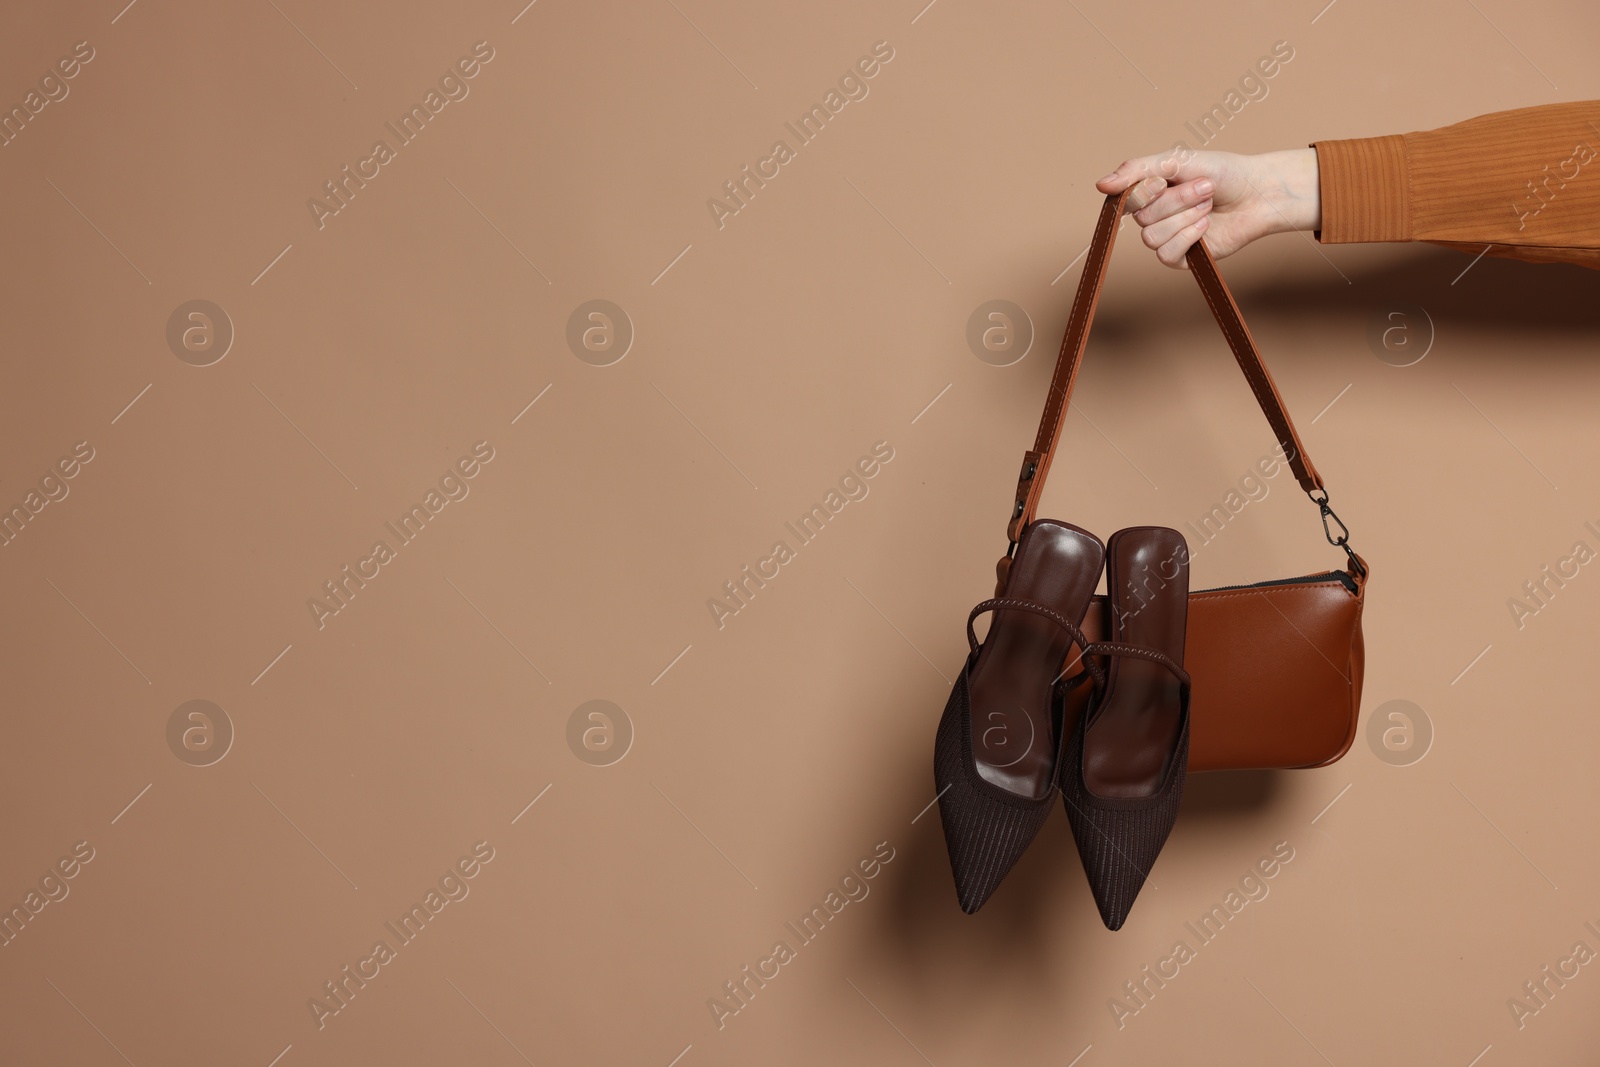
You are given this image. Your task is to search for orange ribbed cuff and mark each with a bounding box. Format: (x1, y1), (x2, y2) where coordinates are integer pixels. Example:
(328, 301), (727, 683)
(1311, 135), (1411, 244)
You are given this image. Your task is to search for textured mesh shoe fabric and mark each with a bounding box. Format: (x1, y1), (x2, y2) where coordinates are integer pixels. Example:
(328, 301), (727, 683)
(934, 657), (1057, 914)
(1059, 711), (1189, 930)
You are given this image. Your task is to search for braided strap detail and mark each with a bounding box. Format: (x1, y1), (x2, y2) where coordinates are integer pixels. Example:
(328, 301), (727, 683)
(1078, 640), (1191, 689)
(966, 597), (1105, 688)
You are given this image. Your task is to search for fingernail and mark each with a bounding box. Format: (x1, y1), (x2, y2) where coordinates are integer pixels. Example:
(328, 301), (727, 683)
(1195, 179), (1214, 195)
(1097, 173), (1119, 184)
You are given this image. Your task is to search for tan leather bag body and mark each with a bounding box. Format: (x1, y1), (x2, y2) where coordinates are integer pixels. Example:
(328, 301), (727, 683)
(1000, 190), (1369, 772)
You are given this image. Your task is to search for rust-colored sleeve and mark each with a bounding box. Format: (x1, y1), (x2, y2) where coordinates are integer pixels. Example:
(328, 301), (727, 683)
(1312, 100), (1600, 269)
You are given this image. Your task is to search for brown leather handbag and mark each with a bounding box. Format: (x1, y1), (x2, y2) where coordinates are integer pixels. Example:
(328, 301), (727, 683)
(999, 189), (1369, 772)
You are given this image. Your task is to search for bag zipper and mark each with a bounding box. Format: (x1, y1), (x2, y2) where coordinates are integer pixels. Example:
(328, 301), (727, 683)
(1194, 570), (1358, 595)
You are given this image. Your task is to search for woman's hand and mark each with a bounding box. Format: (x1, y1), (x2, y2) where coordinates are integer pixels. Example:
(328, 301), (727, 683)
(1094, 148), (1322, 267)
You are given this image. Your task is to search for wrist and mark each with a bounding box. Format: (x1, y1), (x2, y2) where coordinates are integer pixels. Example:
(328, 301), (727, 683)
(1260, 148), (1321, 234)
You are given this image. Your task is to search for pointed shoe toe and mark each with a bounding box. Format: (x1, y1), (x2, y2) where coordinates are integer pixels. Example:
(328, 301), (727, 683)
(1061, 526), (1192, 930)
(932, 520), (1106, 913)
(934, 663), (1058, 914)
(1060, 724), (1189, 930)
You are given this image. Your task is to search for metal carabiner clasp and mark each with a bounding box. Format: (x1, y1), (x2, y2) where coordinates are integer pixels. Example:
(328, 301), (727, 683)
(1319, 501), (1349, 547)
(1309, 489), (1364, 575)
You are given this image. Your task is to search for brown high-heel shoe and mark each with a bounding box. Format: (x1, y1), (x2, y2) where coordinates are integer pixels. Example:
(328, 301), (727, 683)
(1060, 526), (1192, 930)
(934, 520), (1104, 914)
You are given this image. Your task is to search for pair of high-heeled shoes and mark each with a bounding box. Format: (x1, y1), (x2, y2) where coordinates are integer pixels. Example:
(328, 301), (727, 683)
(934, 521), (1192, 929)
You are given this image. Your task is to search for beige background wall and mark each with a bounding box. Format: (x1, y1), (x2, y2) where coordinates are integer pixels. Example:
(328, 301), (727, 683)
(2, 1), (1598, 1063)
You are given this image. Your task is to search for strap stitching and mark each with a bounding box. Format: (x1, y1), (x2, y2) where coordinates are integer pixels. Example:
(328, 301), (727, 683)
(1018, 192), (1338, 540)
(1018, 194), (1124, 534)
(1190, 252), (1299, 470)
(1035, 194), (1123, 458)
(1188, 247), (1317, 489)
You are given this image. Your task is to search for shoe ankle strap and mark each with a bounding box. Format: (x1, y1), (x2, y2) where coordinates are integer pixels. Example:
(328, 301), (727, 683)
(967, 597), (1105, 689)
(1079, 640), (1192, 689)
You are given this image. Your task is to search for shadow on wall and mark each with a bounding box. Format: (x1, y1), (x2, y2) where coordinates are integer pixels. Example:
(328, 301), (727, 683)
(1239, 246), (1598, 337)
(837, 242), (1594, 1021)
(1085, 244), (1598, 364)
(847, 675), (1292, 1008)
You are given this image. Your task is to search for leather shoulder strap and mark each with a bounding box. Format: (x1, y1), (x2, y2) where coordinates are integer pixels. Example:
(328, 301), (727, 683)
(1006, 189), (1325, 543)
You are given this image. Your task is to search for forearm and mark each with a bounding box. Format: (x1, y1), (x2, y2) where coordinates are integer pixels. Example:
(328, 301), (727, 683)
(1313, 101), (1600, 266)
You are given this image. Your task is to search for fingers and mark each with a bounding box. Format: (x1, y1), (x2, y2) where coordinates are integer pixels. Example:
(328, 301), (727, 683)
(1133, 177), (1215, 227)
(1140, 198), (1211, 255)
(1092, 148), (1225, 266)
(1154, 213), (1209, 269)
(1095, 148), (1204, 194)
(1125, 175), (1167, 212)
